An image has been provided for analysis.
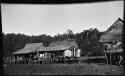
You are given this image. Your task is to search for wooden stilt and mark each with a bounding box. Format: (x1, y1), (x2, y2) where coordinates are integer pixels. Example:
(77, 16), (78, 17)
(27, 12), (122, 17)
(29, 53), (32, 64)
(110, 53), (112, 64)
(37, 52), (39, 59)
(105, 53), (108, 64)
(74, 48), (76, 57)
(114, 55), (115, 61)
(119, 55), (123, 65)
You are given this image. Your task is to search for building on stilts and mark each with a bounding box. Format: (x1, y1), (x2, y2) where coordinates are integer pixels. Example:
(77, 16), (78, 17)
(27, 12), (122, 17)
(12, 39), (81, 63)
(99, 18), (123, 65)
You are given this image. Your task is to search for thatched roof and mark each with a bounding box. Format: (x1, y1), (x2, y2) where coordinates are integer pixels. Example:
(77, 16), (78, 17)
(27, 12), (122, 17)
(104, 42), (123, 53)
(100, 18), (123, 42)
(49, 39), (77, 47)
(37, 39), (78, 52)
(13, 43), (44, 54)
(13, 39), (78, 54)
(100, 34), (122, 42)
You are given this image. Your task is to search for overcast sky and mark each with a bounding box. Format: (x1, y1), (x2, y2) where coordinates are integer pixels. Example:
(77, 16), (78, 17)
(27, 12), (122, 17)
(1, 1), (123, 36)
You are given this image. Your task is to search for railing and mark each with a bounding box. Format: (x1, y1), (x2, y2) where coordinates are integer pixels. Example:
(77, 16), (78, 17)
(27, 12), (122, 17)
(3, 56), (106, 64)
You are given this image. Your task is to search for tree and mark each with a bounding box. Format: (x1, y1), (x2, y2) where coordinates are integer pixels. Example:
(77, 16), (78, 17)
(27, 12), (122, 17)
(2, 28), (104, 57)
(66, 29), (73, 35)
(76, 28), (104, 56)
(2, 33), (52, 57)
(66, 29), (74, 39)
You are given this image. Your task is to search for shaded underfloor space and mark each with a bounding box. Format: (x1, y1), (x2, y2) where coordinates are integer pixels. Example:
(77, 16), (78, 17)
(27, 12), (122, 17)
(3, 63), (123, 75)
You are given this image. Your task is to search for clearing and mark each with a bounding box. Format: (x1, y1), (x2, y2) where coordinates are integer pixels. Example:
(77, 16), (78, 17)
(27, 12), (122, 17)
(3, 63), (124, 75)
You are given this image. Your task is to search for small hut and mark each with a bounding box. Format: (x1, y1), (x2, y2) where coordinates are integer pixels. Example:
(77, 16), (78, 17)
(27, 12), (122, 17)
(99, 18), (123, 64)
(13, 43), (44, 60)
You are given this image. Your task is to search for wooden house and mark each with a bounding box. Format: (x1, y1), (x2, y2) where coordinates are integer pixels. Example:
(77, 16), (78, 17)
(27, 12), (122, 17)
(12, 43), (44, 59)
(12, 39), (81, 60)
(36, 39), (81, 58)
(99, 18), (123, 64)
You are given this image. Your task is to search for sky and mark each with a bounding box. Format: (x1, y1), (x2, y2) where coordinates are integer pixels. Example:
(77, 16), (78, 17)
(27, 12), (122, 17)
(1, 1), (124, 36)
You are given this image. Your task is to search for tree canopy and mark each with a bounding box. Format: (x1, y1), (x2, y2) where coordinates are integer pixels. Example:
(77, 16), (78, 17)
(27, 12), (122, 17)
(2, 28), (105, 57)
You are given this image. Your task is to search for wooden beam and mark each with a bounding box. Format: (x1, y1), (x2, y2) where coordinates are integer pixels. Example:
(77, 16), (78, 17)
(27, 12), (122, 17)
(118, 55), (123, 65)
(105, 53), (108, 64)
(37, 51), (39, 59)
(110, 53), (112, 64)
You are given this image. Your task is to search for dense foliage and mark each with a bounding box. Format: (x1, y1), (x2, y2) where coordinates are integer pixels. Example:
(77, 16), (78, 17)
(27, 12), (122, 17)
(3, 28), (105, 57)
(76, 28), (104, 56)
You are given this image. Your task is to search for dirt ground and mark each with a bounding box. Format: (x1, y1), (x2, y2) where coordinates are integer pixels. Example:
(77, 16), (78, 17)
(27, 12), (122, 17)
(3, 63), (124, 75)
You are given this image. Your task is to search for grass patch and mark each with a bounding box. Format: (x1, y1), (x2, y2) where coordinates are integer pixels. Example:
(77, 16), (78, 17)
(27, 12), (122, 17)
(3, 63), (123, 75)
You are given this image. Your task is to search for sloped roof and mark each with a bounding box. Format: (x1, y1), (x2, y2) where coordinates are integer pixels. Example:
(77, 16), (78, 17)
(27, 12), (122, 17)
(100, 18), (123, 42)
(37, 45), (73, 52)
(100, 34), (122, 42)
(37, 39), (78, 52)
(48, 39), (77, 47)
(13, 43), (44, 54)
(106, 18), (123, 34)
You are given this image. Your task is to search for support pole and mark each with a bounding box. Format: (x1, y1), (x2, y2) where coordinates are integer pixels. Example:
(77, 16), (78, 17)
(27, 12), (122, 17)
(119, 55), (123, 65)
(74, 48), (76, 57)
(29, 53), (32, 64)
(114, 55), (115, 62)
(37, 51), (39, 58)
(110, 53), (112, 64)
(105, 53), (108, 64)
